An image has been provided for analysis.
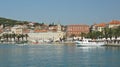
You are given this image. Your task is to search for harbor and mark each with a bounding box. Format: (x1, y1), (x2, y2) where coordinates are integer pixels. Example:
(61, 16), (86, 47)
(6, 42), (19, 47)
(0, 0), (120, 67)
(0, 43), (120, 67)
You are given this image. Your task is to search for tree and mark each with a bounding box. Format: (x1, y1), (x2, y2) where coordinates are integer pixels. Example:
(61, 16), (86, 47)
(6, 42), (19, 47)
(12, 33), (16, 41)
(9, 34), (13, 42)
(21, 34), (25, 41)
(2, 34), (9, 42)
(86, 31), (103, 39)
(103, 27), (109, 40)
(70, 34), (75, 38)
(113, 26), (120, 40)
(25, 34), (28, 41)
(0, 36), (2, 41)
(16, 34), (21, 42)
(80, 32), (86, 39)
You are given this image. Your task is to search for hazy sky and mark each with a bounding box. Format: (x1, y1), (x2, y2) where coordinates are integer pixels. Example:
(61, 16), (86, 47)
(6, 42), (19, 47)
(0, 0), (120, 25)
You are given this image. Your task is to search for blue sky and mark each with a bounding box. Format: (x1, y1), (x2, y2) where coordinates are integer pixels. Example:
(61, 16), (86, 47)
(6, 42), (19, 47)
(0, 0), (120, 25)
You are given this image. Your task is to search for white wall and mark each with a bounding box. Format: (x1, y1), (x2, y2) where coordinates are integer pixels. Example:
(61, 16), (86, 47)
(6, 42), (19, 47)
(28, 32), (65, 41)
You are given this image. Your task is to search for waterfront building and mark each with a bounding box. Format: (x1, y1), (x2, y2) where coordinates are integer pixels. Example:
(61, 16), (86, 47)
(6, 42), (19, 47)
(28, 31), (65, 42)
(96, 23), (106, 32)
(108, 20), (120, 28)
(23, 28), (30, 34)
(28, 24), (65, 42)
(91, 23), (106, 32)
(48, 25), (57, 32)
(11, 26), (23, 34)
(66, 24), (89, 37)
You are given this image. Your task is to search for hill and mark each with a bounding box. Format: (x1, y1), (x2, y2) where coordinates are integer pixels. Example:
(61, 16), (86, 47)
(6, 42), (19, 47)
(0, 17), (29, 26)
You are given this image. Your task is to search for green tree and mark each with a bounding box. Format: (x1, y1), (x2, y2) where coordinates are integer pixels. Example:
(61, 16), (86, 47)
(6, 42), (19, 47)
(25, 34), (28, 41)
(80, 32), (86, 39)
(16, 34), (21, 42)
(113, 26), (120, 40)
(70, 34), (75, 38)
(3, 34), (9, 42)
(12, 33), (16, 41)
(86, 31), (103, 39)
(21, 34), (25, 41)
(103, 27), (109, 40)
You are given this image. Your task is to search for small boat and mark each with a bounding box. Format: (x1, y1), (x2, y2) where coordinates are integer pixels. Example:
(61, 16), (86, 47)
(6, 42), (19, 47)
(74, 39), (105, 47)
(15, 43), (28, 46)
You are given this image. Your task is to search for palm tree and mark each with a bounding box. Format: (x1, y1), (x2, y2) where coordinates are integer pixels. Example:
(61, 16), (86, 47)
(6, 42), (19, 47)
(25, 34), (28, 41)
(86, 31), (103, 40)
(3, 33), (9, 42)
(9, 34), (13, 42)
(21, 34), (25, 41)
(0, 36), (2, 42)
(103, 27), (109, 40)
(12, 33), (16, 42)
(16, 34), (21, 42)
(113, 26), (120, 40)
(108, 28), (113, 40)
(80, 32), (86, 40)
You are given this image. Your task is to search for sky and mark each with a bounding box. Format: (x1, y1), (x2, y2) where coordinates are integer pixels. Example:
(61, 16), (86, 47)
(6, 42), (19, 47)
(0, 0), (120, 25)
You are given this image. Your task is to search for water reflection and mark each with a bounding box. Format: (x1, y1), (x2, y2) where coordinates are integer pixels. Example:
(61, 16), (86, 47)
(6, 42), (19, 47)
(0, 44), (120, 67)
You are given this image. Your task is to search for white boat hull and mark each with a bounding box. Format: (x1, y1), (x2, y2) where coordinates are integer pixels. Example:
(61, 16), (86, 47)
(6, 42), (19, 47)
(75, 41), (105, 47)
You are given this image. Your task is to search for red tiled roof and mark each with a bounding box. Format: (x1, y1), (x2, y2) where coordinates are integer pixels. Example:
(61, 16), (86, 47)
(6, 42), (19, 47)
(34, 29), (47, 33)
(96, 23), (106, 27)
(109, 20), (120, 25)
(67, 24), (89, 27)
(23, 29), (30, 33)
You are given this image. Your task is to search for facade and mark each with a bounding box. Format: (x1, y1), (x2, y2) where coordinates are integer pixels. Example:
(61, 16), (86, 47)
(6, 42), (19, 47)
(108, 20), (120, 28)
(66, 24), (89, 37)
(11, 26), (23, 34)
(91, 23), (106, 32)
(96, 23), (106, 32)
(28, 24), (65, 42)
(28, 31), (65, 42)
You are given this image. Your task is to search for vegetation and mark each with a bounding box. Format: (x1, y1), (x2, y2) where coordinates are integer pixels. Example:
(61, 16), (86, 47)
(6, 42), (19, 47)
(0, 17), (30, 27)
(0, 33), (28, 43)
(86, 26), (120, 40)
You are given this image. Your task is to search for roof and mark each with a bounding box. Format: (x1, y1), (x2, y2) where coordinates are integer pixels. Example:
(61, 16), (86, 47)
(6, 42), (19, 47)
(34, 29), (48, 33)
(96, 23), (106, 27)
(67, 24), (89, 27)
(109, 20), (120, 25)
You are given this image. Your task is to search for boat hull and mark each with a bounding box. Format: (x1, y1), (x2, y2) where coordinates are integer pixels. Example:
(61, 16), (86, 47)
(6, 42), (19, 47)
(75, 41), (105, 47)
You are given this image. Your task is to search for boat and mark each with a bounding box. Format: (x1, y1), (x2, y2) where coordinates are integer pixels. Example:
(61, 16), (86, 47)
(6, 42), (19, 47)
(74, 39), (105, 47)
(15, 43), (28, 46)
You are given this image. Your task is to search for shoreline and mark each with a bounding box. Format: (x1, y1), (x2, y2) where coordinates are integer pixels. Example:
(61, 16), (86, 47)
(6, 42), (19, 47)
(0, 41), (120, 47)
(104, 44), (120, 47)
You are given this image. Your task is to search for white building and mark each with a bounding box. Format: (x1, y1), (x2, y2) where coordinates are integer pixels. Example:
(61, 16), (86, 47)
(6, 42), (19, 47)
(108, 20), (120, 28)
(91, 23), (106, 32)
(11, 26), (23, 34)
(28, 31), (65, 42)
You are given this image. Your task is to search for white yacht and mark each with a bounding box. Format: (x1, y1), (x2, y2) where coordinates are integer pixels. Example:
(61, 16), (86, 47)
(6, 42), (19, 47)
(74, 39), (105, 47)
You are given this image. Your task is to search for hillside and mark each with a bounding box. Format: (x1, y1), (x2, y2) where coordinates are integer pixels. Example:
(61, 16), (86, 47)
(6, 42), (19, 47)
(0, 17), (29, 26)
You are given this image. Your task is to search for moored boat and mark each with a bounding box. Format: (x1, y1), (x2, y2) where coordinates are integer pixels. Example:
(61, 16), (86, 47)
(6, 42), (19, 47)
(74, 39), (105, 47)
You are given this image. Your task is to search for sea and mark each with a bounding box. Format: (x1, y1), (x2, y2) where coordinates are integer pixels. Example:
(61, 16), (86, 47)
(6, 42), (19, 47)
(0, 44), (120, 67)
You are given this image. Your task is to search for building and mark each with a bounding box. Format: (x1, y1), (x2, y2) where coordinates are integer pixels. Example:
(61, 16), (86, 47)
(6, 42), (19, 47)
(66, 24), (89, 37)
(91, 23), (106, 32)
(28, 24), (65, 42)
(108, 20), (120, 28)
(28, 31), (65, 42)
(11, 26), (23, 34)
(96, 23), (106, 32)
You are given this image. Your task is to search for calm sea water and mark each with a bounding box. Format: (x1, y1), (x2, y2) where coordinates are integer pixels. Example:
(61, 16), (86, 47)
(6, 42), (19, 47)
(0, 44), (120, 67)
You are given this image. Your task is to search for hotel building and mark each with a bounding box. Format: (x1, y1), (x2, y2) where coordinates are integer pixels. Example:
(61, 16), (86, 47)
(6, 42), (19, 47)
(66, 24), (89, 37)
